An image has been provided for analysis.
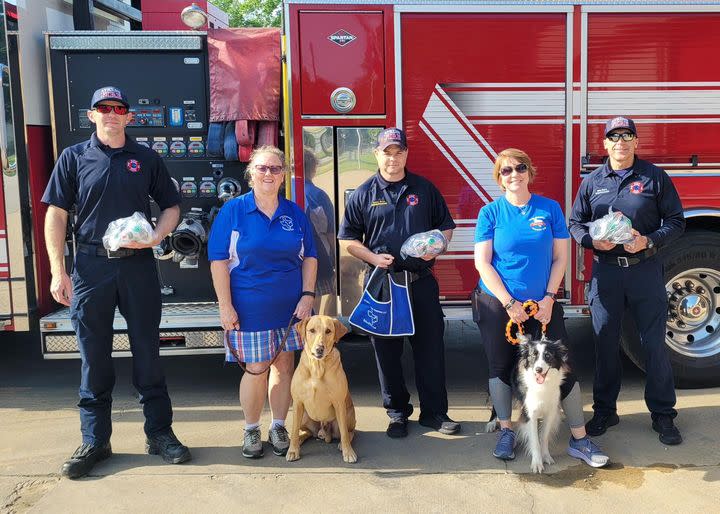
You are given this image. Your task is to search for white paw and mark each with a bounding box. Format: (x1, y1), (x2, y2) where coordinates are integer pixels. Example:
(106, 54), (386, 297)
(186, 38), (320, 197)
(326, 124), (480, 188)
(530, 458), (545, 474)
(542, 453), (555, 465)
(286, 448), (300, 462)
(342, 447), (357, 463)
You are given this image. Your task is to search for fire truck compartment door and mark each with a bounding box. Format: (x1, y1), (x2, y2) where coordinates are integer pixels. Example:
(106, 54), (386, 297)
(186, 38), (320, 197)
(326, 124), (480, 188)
(400, 12), (570, 301)
(298, 11), (385, 115)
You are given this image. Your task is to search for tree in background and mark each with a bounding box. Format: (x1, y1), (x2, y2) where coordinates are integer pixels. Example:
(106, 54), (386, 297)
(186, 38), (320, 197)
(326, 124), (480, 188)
(212, 0), (282, 27)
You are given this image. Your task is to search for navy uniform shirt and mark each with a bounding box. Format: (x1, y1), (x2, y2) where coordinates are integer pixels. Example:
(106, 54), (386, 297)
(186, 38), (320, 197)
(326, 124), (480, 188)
(42, 133), (182, 245)
(338, 169), (456, 272)
(568, 157), (685, 256)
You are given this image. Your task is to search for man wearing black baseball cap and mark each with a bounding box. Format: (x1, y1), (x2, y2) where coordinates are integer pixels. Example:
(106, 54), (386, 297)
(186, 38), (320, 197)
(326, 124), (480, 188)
(42, 86), (190, 478)
(339, 128), (460, 438)
(569, 116), (685, 445)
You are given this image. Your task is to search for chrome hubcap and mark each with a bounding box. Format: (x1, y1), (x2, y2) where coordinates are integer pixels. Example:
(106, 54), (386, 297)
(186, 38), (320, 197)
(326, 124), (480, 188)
(666, 268), (720, 358)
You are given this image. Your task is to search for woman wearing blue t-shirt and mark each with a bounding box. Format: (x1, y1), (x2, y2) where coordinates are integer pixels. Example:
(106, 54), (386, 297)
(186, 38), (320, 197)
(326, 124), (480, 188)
(208, 146), (317, 460)
(474, 148), (608, 468)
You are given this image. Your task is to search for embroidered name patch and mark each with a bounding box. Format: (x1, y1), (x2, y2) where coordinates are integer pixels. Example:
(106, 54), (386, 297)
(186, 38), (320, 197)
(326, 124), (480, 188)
(371, 200), (388, 207)
(406, 194), (419, 206)
(126, 159), (141, 173)
(629, 181), (644, 194)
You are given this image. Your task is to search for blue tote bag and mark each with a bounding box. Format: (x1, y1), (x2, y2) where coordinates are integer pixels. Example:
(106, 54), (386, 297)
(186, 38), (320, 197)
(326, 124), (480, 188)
(349, 266), (415, 337)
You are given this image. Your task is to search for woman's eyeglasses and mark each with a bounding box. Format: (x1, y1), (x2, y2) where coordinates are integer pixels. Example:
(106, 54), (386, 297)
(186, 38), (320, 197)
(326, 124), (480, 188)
(254, 164), (285, 175)
(499, 163), (529, 176)
(93, 104), (129, 115)
(606, 132), (636, 143)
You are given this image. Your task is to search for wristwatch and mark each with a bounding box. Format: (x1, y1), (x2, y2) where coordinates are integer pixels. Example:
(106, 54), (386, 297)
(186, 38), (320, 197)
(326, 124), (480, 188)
(544, 291), (556, 300)
(504, 298), (516, 311)
(646, 236), (655, 249)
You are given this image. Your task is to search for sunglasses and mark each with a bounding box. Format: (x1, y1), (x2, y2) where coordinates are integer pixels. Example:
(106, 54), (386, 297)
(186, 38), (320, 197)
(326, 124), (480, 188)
(499, 163), (529, 176)
(606, 132), (636, 142)
(253, 164), (285, 175)
(94, 104), (129, 115)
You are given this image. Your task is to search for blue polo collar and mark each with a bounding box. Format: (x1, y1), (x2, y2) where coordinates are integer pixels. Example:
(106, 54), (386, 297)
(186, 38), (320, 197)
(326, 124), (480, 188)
(90, 132), (139, 154)
(376, 168), (415, 190)
(603, 157), (636, 177)
(243, 191), (291, 220)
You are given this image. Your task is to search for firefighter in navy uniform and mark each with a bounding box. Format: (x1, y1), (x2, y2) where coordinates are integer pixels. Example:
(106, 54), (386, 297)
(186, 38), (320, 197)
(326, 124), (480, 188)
(338, 128), (459, 438)
(42, 87), (191, 479)
(569, 116), (685, 445)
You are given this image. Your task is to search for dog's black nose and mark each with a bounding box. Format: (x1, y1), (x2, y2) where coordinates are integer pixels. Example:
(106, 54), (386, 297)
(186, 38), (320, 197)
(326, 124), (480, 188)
(535, 367), (544, 373)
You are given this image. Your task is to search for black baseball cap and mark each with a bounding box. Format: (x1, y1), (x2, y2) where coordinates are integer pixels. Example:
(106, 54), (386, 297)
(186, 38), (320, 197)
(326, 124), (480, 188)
(90, 86), (129, 108)
(604, 116), (637, 137)
(376, 128), (407, 150)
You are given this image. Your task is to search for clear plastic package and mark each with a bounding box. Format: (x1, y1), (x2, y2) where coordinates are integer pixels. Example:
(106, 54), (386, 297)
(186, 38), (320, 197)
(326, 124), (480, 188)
(400, 229), (448, 259)
(588, 207), (634, 244)
(102, 212), (155, 251)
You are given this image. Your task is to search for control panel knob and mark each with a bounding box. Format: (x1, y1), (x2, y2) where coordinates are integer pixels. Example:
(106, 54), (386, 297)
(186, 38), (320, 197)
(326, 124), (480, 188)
(217, 177), (241, 202)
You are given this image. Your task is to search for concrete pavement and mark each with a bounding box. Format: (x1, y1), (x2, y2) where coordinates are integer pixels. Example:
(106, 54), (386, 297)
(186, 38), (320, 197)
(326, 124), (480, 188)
(1, 320), (719, 512)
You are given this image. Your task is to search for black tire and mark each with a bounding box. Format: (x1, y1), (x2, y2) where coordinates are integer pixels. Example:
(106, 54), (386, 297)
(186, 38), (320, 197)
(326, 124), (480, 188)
(621, 230), (720, 388)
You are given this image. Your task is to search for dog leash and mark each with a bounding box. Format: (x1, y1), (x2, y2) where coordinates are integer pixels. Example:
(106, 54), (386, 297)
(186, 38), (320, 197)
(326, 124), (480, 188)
(505, 300), (548, 345)
(224, 316), (297, 375)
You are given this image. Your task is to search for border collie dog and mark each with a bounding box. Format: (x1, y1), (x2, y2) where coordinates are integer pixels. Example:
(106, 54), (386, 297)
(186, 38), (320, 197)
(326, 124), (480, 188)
(487, 334), (569, 473)
(515, 335), (569, 473)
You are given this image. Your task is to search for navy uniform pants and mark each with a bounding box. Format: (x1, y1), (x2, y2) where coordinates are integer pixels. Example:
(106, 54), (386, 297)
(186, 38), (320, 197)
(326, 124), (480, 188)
(589, 256), (677, 419)
(370, 274), (449, 420)
(71, 247), (173, 445)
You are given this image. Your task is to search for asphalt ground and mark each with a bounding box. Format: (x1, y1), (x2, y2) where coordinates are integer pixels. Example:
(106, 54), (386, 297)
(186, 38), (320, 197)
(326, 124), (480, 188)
(1, 319), (719, 513)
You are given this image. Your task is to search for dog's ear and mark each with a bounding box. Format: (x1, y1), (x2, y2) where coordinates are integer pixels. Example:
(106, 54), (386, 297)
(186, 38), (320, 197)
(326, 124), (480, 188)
(556, 340), (570, 363)
(517, 333), (530, 345)
(295, 317), (310, 341)
(333, 319), (349, 342)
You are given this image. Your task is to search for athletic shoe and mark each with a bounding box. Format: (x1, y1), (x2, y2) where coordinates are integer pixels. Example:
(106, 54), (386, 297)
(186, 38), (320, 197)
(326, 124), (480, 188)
(268, 425), (290, 456)
(567, 436), (609, 468)
(242, 427), (264, 458)
(493, 428), (516, 460)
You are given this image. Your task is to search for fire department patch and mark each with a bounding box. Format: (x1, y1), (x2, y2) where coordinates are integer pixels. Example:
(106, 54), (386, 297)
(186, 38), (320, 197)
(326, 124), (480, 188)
(629, 181), (644, 194)
(126, 159), (141, 173)
(529, 216), (547, 232)
(406, 194), (419, 206)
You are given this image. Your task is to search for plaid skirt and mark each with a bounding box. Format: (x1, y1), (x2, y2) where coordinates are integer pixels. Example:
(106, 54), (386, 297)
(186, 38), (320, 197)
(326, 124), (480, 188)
(224, 326), (303, 364)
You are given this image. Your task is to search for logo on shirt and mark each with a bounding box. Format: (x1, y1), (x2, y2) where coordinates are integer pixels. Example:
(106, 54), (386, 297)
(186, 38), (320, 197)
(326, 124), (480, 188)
(126, 159), (141, 173)
(406, 194), (419, 206)
(629, 181), (644, 194)
(363, 307), (380, 329)
(595, 188), (610, 196)
(529, 216), (547, 232)
(371, 200), (388, 207)
(279, 215), (294, 231)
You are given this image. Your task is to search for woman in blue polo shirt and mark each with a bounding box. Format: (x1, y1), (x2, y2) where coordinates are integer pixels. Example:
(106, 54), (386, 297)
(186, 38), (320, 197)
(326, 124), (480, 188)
(208, 146), (317, 460)
(473, 148), (608, 468)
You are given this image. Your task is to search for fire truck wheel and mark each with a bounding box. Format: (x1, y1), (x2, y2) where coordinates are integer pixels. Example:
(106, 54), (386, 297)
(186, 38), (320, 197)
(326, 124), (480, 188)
(621, 230), (720, 388)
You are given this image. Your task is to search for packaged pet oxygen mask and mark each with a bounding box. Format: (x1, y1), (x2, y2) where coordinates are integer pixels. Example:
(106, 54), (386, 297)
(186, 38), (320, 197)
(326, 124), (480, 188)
(102, 212), (155, 251)
(400, 229), (448, 259)
(588, 207), (634, 244)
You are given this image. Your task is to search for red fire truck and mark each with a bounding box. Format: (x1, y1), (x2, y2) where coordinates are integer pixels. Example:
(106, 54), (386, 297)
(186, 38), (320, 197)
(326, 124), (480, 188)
(1, 1), (719, 387)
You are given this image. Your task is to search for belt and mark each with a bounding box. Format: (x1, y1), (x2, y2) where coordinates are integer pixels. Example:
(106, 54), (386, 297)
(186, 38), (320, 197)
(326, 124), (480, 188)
(77, 243), (140, 259)
(392, 269), (430, 283)
(593, 247), (658, 268)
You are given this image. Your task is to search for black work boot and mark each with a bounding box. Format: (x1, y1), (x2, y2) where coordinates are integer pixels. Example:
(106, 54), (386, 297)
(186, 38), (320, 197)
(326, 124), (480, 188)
(61, 442), (112, 479)
(146, 429), (192, 464)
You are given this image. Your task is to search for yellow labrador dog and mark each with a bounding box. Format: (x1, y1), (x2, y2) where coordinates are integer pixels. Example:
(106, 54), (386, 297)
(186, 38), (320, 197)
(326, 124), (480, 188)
(286, 315), (357, 463)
